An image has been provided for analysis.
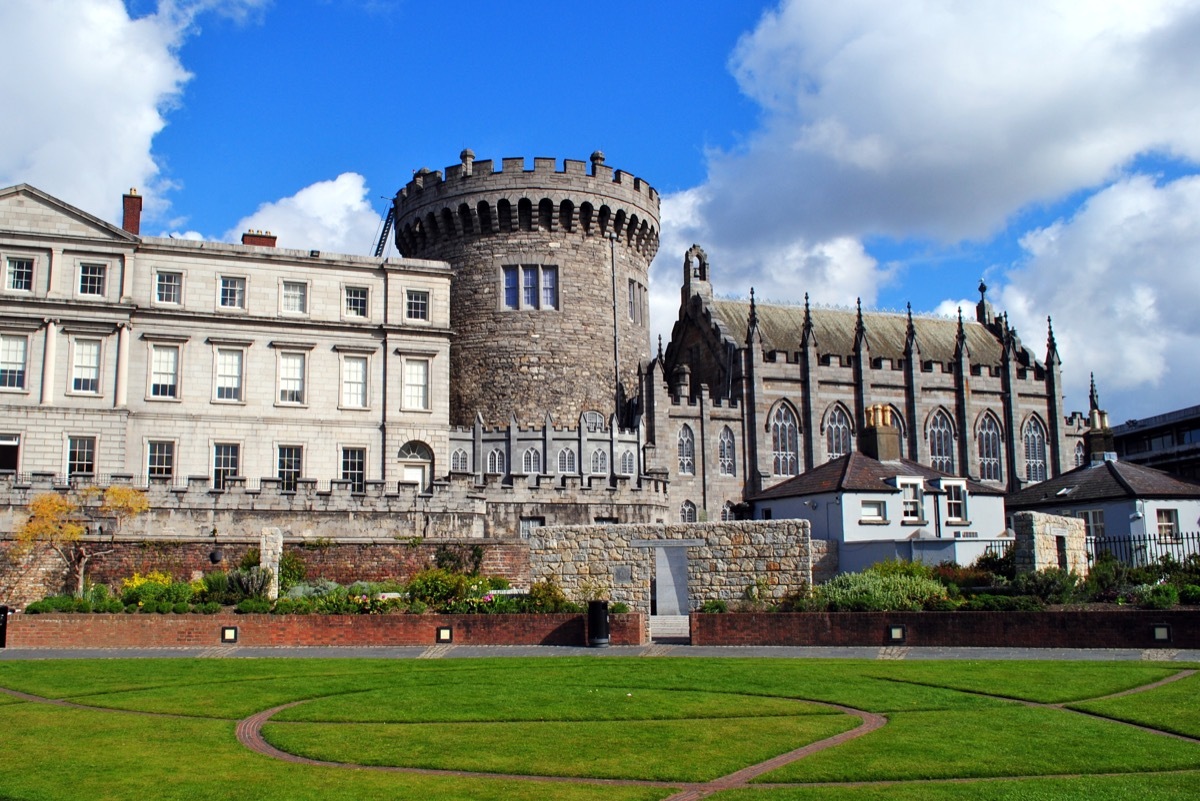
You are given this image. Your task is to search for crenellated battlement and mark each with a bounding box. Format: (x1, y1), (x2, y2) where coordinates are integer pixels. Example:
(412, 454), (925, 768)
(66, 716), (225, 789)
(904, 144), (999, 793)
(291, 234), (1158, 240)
(393, 150), (661, 260)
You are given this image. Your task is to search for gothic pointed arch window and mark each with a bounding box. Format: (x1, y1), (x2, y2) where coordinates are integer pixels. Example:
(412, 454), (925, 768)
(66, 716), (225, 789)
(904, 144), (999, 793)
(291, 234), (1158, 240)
(678, 425), (695, 475)
(928, 410), (955, 473)
(771, 404), (800, 477)
(557, 447), (577, 474)
(826, 405), (852, 461)
(620, 449), (636, 475)
(451, 448), (469, 473)
(680, 500), (697, 523)
(978, 414), (1003, 482)
(590, 449), (608, 475)
(720, 501), (736, 521)
(1074, 440), (1085, 467)
(1024, 417), (1048, 483)
(718, 426), (736, 476)
(486, 448), (506, 476)
(522, 447), (541, 474)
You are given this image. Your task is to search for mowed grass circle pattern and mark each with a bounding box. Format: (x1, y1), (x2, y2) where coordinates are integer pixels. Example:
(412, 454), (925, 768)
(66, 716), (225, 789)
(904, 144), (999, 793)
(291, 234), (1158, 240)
(263, 685), (857, 782)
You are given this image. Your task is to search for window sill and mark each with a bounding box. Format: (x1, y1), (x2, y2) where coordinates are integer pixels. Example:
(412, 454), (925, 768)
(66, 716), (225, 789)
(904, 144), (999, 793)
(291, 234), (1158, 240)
(212, 399), (246, 406)
(860, 519), (891, 525)
(901, 519), (929, 526)
(337, 405), (372, 412)
(146, 396), (182, 403)
(947, 518), (971, 526)
(398, 407), (433, 414)
(0, 387), (30, 394)
(274, 402), (310, 409)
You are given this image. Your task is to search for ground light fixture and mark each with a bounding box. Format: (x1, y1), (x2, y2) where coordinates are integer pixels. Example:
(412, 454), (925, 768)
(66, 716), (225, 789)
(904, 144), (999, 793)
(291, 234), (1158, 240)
(220, 626), (238, 644)
(887, 624), (907, 644)
(436, 626), (453, 644)
(1152, 624), (1172, 643)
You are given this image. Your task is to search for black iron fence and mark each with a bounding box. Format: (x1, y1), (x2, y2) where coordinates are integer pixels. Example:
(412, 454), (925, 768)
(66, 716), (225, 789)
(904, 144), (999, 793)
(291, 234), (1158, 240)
(1087, 531), (1200, 566)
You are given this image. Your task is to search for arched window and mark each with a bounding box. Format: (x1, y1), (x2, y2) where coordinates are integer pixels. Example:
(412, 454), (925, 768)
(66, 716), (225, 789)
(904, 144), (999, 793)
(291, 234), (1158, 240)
(522, 447), (541, 474)
(486, 448), (506, 475)
(718, 426), (736, 476)
(680, 500), (697, 523)
(1074, 440), (1085, 467)
(1024, 418), (1047, 483)
(772, 404), (800, 477)
(582, 411), (605, 432)
(720, 501), (736, 521)
(928, 410), (955, 473)
(399, 440), (433, 489)
(678, 425), (695, 475)
(620, 449), (636, 475)
(826, 406), (852, 461)
(557, 448), (577, 474)
(590, 449), (608, 475)
(451, 448), (469, 473)
(978, 414), (1003, 482)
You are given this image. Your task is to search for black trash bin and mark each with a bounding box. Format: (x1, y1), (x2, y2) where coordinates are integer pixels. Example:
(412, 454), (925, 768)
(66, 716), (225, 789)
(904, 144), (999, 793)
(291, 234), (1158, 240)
(587, 600), (610, 648)
(0, 605), (8, 649)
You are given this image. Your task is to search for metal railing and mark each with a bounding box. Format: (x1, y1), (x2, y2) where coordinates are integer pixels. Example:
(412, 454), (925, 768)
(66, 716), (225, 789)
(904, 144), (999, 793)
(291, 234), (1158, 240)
(1087, 531), (1200, 566)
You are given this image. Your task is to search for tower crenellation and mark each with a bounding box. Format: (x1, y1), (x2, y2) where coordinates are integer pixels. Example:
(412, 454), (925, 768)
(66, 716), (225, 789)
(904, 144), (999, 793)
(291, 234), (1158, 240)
(393, 152), (660, 429)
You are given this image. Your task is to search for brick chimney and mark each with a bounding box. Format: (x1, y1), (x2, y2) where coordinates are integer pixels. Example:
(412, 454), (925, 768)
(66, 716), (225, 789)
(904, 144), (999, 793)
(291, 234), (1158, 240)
(122, 188), (142, 235)
(859, 404), (902, 462)
(241, 230), (277, 248)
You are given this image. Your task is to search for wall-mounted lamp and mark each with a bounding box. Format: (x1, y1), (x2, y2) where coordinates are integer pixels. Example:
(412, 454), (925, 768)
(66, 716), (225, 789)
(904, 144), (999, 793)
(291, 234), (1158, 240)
(806, 500), (819, 510)
(436, 626), (453, 644)
(220, 626), (238, 644)
(208, 526), (223, 564)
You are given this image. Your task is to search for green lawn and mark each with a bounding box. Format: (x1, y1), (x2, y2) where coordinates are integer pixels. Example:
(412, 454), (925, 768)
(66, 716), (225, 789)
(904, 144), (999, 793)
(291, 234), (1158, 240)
(0, 657), (1196, 800)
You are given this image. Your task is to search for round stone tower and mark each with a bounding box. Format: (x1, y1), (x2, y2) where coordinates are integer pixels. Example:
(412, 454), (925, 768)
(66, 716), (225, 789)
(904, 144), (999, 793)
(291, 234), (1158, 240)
(393, 150), (660, 428)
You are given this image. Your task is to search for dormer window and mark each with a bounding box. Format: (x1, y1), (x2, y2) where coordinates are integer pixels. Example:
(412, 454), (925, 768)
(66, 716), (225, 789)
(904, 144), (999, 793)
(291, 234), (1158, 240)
(899, 478), (924, 522)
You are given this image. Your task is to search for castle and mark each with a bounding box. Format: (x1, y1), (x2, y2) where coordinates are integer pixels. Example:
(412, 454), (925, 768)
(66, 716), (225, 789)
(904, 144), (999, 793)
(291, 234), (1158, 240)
(0, 150), (1084, 556)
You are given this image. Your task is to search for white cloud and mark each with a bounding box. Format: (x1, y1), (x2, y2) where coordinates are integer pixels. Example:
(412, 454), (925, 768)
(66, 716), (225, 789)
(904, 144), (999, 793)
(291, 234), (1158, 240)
(0, 0), (268, 222)
(223, 173), (383, 254)
(998, 174), (1200, 418)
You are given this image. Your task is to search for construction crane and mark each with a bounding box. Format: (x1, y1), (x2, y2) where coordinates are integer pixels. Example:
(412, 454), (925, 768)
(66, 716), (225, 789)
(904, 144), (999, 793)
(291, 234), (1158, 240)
(373, 206), (395, 258)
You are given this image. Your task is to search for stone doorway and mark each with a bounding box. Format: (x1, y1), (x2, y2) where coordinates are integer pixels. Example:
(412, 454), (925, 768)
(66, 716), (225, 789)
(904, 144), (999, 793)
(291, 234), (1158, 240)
(651, 544), (690, 642)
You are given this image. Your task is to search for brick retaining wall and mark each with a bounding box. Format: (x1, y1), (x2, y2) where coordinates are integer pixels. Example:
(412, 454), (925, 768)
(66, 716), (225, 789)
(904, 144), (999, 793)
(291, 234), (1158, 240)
(690, 610), (1200, 649)
(6, 612), (646, 649)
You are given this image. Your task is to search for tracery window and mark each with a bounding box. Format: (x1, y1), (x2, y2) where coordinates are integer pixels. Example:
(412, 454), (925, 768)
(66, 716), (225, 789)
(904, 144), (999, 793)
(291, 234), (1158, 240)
(1024, 418), (1047, 483)
(522, 447), (541, 474)
(826, 406), (852, 461)
(928, 410), (955, 473)
(450, 448), (469, 472)
(678, 425), (695, 475)
(680, 500), (697, 523)
(486, 448), (506, 475)
(620, 449), (636, 475)
(558, 448), (577, 474)
(1074, 440), (1085, 467)
(772, 405), (800, 477)
(590, 449), (608, 475)
(978, 414), (1003, 482)
(717, 426), (736, 476)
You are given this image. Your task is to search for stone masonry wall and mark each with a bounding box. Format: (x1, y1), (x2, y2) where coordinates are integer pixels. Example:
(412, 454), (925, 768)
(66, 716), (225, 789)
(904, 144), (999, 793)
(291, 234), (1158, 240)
(527, 519), (812, 618)
(1013, 510), (1089, 577)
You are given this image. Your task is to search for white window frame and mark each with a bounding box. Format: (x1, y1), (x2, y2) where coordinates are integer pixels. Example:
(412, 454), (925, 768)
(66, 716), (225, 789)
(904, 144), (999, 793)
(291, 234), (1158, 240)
(146, 439), (175, 482)
(1157, 508), (1181, 542)
(500, 263), (559, 311)
(154, 270), (183, 305)
(148, 343), (180, 400)
(343, 285), (369, 319)
(557, 447), (577, 474)
(680, 500), (698, 523)
(620, 449), (636, 476)
(450, 448), (470, 472)
(678, 425), (696, 475)
(718, 426), (736, 476)
(69, 337), (102, 396)
(1077, 509), (1105, 538)
(944, 481), (968, 522)
(590, 449), (608, 475)
(277, 351), (307, 406)
(340, 446), (367, 493)
(77, 262), (107, 298)
(899, 479), (924, 522)
(213, 346), (246, 403)
(522, 447), (542, 474)
(5, 256), (34, 293)
(0, 333), (28, 391)
(860, 499), (887, 522)
(401, 356), (430, 411)
(486, 448), (506, 475)
(405, 288), (430, 321)
(281, 280), (309, 315)
(772, 404), (800, 477)
(339, 354), (369, 409)
(219, 275), (247, 310)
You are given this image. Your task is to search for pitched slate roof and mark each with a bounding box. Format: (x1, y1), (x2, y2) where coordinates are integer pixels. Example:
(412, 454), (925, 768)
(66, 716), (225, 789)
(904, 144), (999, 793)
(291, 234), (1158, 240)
(751, 452), (1004, 501)
(1005, 458), (1200, 509)
(709, 298), (1010, 366)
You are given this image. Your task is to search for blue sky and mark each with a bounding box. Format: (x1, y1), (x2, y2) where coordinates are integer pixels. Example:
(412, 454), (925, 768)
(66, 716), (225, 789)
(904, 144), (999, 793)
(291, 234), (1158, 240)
(4, 0), (1200, 422)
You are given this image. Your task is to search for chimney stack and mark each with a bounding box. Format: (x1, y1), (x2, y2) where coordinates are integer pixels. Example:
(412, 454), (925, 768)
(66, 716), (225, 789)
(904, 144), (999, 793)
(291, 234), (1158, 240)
(1085, 408), (1116, 463)
(860, 404), (902, 462)
(122, 188), (142, 235)
(241, 229), (277, 248)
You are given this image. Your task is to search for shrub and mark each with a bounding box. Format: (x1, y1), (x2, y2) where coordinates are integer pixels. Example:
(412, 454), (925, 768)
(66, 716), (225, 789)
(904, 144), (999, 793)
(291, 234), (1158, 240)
(700, 599), (728, 613)
(1180, 584), (1200, 605)
(524, 579), (582, 613)
(961, 593), (1043, 611)
(1012, 568), (1081, 604)
(814, 572), (948, 612)
(272, 598), (315, 615)
(164, 582), (194, 604)
(1131, 583), (1179, 610)
(236, 598), (272, 614)
(285, 579), (341, 599)
(86, 584), (110, 606)
(610, 602), (630, 614)
(932, 562), (994, 589)
(121, 572), (175, 606)
(278, 551), (307, 593)
(23, 600), (52, 614)
(973, 546), (1016, 581)
(433, 543), (485, 575)
(228, 567), (273, 600)
(139, 601), (161, 614)
(239, 548), (260, 571)
(406, 568), (466, 608)
(170, 602), (188, 614)
(198, 571), (232, 604)
(866, 558), (934, 581)
(197, 601), (221, 614)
